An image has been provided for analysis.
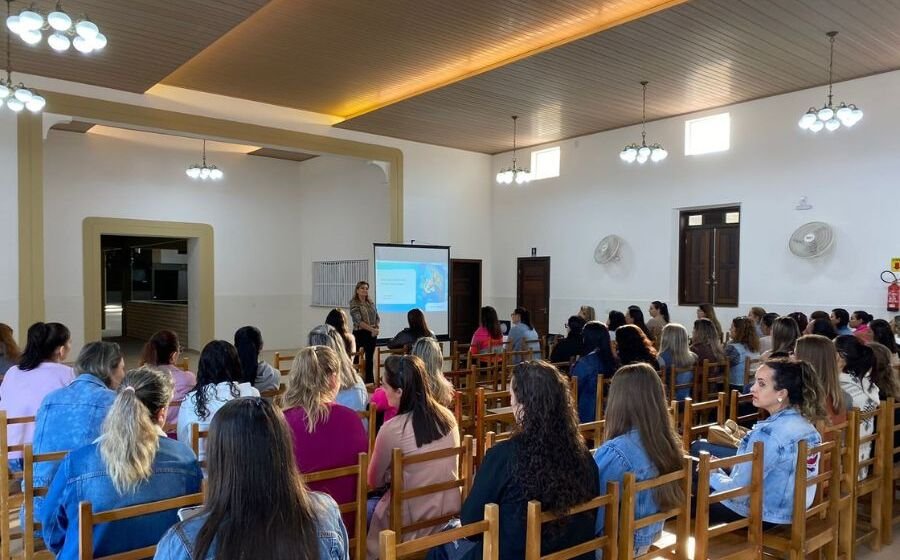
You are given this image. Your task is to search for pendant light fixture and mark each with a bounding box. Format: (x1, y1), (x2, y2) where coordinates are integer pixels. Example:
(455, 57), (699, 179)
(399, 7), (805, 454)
(798, 31), (862, 133)
(6, 1), (107, 53)
(495, 115), (531, 185)
(186, 139), (223, 181)
(0, 0), (45, 112)
(620, 81), (667, 164)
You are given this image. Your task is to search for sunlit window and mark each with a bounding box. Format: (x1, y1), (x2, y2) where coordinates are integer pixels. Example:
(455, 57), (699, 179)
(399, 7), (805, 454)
(530, 146), (560, 180)
(685, 113), (730, 156)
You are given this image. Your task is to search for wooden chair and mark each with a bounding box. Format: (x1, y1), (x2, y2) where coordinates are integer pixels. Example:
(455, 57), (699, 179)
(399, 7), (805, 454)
(502, 348), (535, 388)
(475, 388), (514, 466)
(549, 357), (576, 375)
(568, 376), (578, 406)
(301, 453), (368, 560)
(22, 444), (68, 559)
(847, 405), (887, 552)
(619, 457), (692, 560)
(693, 441), (764, 560)
(525, 482), (618, 560)
(698, 359), (730, 401)
(376, 347), (407, 387)
(470, 359), (503, 391)
(446, 368), (476, 436)
(882, 397), (900, 544)
(378, 502), (498, 560)
(595, 375), (612, 421)
(352, 347), (367, 380)
(682, 393), (727, 454)
(259, 383), (287, 407)
(77, 492), (204, 560)
(273, 351), (295, 375)
(729, 390), (761, 428)
(578, 419), (606, 451)
(161, 399), (183, 434)
(357, 405), (377, 455)
(664, 365), (695, 402)
(190, 423), (210, 469)
(176, 356), (190, 371)
(1, 412), (35, 560)
(389, 435), (474, 540)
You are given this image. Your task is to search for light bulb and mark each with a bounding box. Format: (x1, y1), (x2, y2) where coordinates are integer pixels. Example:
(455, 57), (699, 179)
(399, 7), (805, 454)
(835, 104), (852, 123)
(48, 32), (71, 52)
(799, 111), (817, 129)
(6, 97), (25, 112)
(650, 147), (667, 162)
(209, 168), (224, 180)
(75, 20), (99, 40)
(73, 35), (93, 53)
(638, 146), (651, 158)
(48, 10), (72, 31)
(619, 149), (631, 162)
(20, 28), (43, 45)
(850, 106), (863, 124)
(636, 153), (649, 164)
(91, 32), (107, 51)
(515, 172), (526, 185)
(503, 170), (514, 184)
(495, 172), (503, 183)
(6, 15), (22, 35)
(0, 84), (8, 99)
(817, 106), (833, 122)
(809, 119), (824, 132)
(199, 167), (211, 180)
(824, 118), (840, 131)
(25, 95), (45, 112)
(186, 167), (201, 179)
(621, 147), (637, 163)
(18, 10), (44, 31)
(14, 88), (33, 103)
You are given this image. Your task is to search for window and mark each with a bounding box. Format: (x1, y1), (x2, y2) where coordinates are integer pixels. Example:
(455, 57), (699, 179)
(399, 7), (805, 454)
(312, 259), (368, 307)
(685, 113), (730, 156)
(678, 207), (740, 307)
(530, 146), (560, 180)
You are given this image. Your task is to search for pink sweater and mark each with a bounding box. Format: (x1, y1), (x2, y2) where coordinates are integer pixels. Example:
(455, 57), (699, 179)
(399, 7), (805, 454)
(370, 388), (398, 422)
(157, 364), (197, 426)
(0, 362), (74, 459)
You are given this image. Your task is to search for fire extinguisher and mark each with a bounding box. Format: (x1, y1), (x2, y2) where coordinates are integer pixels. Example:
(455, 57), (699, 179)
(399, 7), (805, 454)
(883, 271), (900, 312)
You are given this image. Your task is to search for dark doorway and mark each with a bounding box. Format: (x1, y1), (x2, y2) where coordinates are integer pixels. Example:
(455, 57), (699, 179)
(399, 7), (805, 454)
(517, 257), (550, 336)
(678, 207), (741, 306)
(449, 259), (482, 343)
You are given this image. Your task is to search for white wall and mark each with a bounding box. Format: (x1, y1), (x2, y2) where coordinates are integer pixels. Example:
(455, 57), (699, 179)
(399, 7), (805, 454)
(0, 112), (17, 335)
(43, 130), (389, 353)
(490, 70), (900, 332)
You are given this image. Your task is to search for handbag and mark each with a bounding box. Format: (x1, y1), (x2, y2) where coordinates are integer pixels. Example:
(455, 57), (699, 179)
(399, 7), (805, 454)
(707, 419), (749, 449)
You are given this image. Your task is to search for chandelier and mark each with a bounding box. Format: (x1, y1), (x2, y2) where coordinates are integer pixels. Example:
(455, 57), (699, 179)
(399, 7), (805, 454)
(186, 139), (223, 180)
(0, 1), (44, 112)
(495, 115), (531, 185)
(620, 81), (667, 164)
(6, 1), (106, 53)
(798, 31), (862, 133)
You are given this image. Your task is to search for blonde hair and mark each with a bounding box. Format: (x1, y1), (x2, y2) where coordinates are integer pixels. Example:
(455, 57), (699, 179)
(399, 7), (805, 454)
(794, 335), (844, 415)
(658, 323), (697, 370)
(578, 305), (596, 322)
(411, 338), (454, 407)
(692, 319), (726, 362)
(283, 346), (338, 432)
(308, 324), (362, 390)
(99, 366), (173, 495)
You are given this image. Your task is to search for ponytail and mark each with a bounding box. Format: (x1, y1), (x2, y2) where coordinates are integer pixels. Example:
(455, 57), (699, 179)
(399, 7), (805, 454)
(282, 346), (339, 432)
(19, 322), (70, 371)
(652, 301), (670, 323)
(767, 358), (826, 423)
(234, 326), (263, 385)
(100, 366), (174, 495)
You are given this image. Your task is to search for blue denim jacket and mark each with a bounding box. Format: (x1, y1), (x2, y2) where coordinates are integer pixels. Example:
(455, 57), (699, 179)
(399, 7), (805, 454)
(572, 352), (615, 423)
(725, 342), (757, 388)
(42, 436), (203, 560)
(710, 408), (821, 524)
(153, 491), (349, 559)
(657, 350), (694, 400)
(30, 374), (116, 522)
(593, 430), (661, 547)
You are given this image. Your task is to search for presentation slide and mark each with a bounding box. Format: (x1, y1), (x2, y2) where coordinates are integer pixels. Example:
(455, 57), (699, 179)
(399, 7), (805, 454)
(374, 244), (450, 342)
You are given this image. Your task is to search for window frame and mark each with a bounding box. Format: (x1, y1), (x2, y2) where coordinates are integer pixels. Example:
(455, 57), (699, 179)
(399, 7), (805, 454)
(684, 112), (731, 156)
(529, 146), (561, 180)
(678, 206), (741, 307)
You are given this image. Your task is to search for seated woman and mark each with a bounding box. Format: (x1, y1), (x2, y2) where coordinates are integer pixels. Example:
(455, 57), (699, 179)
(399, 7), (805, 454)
(625, 306), (653, 340)
(656, 323), (697, 400)
(155, 398), (348, 560)
(748, 306), (767, 338)
(141, 330), (196, 426)
(389, 308), (435, 349)
(550, 315), (586, 363)
(868, 342), (900, 459)
(793, 335), (846, 427)
(308, 324), (368, 412)
(614, 325), (657, 367)
(282, 346), (367, 532)
(470, 306), (504, 358)
(177, 341), (259, 458)
(762, 316), (801, 359)
(695, 359), (825, 527)
(606, 311), (627, 343)
(368, 355), (460, 559)
(835, 335), (880, 478)
(594, 364), (684, 555)
(0, 322), (73, 472)
(411, 337), (455, 408)
(42, 366), (203, 560)
(725, 317), (760, 391)
(806, 318), (838, 340)
(850, 310), (874, 343)
(233, 326), (280, 393)
(460, 361), (597, 560)
(870, 319), (900, 365)
(578, 305), (596, 322)
(507, 307), (540, 363)
(31, 342), (125, 523)
(646, 301), (670, 344)
(0, 322), (20, 377)
(571, 322), (617, 422)
(325, 307), (357, 356)
(696, 304), (724, 343)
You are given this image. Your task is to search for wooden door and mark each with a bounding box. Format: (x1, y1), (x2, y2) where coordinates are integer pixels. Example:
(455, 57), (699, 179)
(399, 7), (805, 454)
(517, 257), (550, 337)
(715, 228), (740, 305)
(678, 207), (740, 307)
(450, 259), (482, 343)
(681, 229), (712, 305)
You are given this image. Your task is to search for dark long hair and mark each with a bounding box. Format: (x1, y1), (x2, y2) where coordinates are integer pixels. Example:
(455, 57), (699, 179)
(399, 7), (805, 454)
(581, 322), (617, 372)
(193, 398), (320, 560)
(565, 315), (586, 340)
(651, 301), (670, 323)
(614, 324), (657, 367)
(140, 330), (179, 367)
(809, 318), (838, 340)
(766, 358), (826, 422)
(607, 311), (626, 331)
(325, 308), (354, 354)
(192, 341), (242, 418)
(383, 355), (455, 447)
(787, 312), (808, 334)
(835, 335), (875, 387)
(852, 310), (872, 325)
(831, 308), (850, 329)
(234, 326), (263, 384)
(627, 306), (652, 338)
(870, 319), (899, 355)
(509, 361), (595, 518)
(514, 307), (534, 330)
(0, 323), (20, 362)
(480, 306), (502, 339)
(771, 316), (801, 355)
(19, 322), (70, 371)
(407, 308), (431, 339)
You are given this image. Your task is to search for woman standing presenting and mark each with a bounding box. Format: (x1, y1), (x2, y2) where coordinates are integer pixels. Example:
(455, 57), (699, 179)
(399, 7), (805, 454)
(349, 280), (379, 383)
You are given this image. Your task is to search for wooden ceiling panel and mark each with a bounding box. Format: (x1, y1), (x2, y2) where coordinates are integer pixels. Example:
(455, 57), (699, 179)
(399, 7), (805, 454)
(248, 148), (317, 162)
(337, 0), (900, 153)
(6, 1), (271, 93)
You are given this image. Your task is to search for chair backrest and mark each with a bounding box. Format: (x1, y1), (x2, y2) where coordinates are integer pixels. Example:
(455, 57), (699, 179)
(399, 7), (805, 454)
(525, 482), (619, 560)
(693, 441), (764, 560)
(470, 360), (502, 391)
(728, 390), (760, 427)
(475, 387), (514, 466)
(377, 347), (407, 387)
(595, 375), (612, 421)
(847, 405), (886, 485)
(352, 347), (367, 379)
(357, 405), (377, 455)
(190, 423), (210, 469)
(302, 452), (369, 560)
(665, 365), (695, 402)
(22, 444), (69, 558)
(619, 456), (692, 560)
(162, 399), (183, 434)
(781, 439), (843, 551)
(699, 360), (730, 401)
(389, 435), (474, 538)
(259, 384), (287, 408)
(484, 430), (512, 452)
(273, 351), (295, 376)
(379, 502), (499, 560)
(681, 394), (726, 453)
(77, 492), (204, 560)
(1, 412), (36, 560)
(578, 419), (606, 451)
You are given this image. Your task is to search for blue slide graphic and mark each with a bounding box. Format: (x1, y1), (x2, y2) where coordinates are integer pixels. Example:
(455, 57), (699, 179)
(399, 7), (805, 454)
(376, 261), (448, 313)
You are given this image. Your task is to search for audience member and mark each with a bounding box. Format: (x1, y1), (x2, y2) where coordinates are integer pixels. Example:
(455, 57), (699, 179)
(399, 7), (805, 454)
(470, 306), (503, 357)
(657, 323), (697, 400)
(606, 311), (627, 342)
(748, 306), (767, 338)
(411, 337), (455, 407)
(461, 361), (597, 560)
(870, 319), (900, 365)
(850, 310), (874, 343)
(809, 310), (829, 322)
(697, 304), (724, 342)
(578, 305), (596, 323)
(368, 355), (459, 559)
(835, 335), (879, 479)
(155, 398), (348, 560)
(388, 308), (435, 349)
(646, 301), (670, 343)
(787, 312), (809, 334)
(0, 323), (20, 377)
(831, 308), (853, 336)
(725, 317), (760, 390)
(764, 316), (801, 358)
(626, 306), (653, 340)
(793, 335), (846, 427)
(141, 330), (196, 426)
(1, 322), (73, 471)
(507, 307), (540, 363)
(177, 341), (259, 457)
(308, 324), (368, 412)
(233, 326), (280, 393)
(594, 364), (684, 555)
(550, 315), (586, 364)
(806, 318), (838, 340)
(867, 342), (900, 401)
(758, 313), (778, 354)
(614, 324), (657, 368)
(690, 319), (726, 371)
(281, 346), (367, 532)
(325, 307), (356, 355)
(571, 322), (617, 421)
(42, 366), (202, 559)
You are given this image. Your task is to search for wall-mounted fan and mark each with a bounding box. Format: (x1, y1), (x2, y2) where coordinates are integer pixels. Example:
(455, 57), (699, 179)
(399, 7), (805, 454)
(788, 221), (834, 258)
(594, 235), (622, 264)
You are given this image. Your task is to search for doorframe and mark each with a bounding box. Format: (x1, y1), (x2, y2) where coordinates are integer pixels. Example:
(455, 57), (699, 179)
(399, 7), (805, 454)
(83, 217), (214, 348)
(516, 256), (551, 333)
(449, 258), (482, 342)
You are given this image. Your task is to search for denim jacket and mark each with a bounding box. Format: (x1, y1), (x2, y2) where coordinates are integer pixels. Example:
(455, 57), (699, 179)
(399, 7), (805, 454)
(153, 491), (349, 559)
(710, 408), (820, 524)
(593, 430), (661, 547)
(572, 352), (615, 422)
(29, 374), (116, 523)
(42, 435), (203, 560)
(725, 342), (758, 388)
